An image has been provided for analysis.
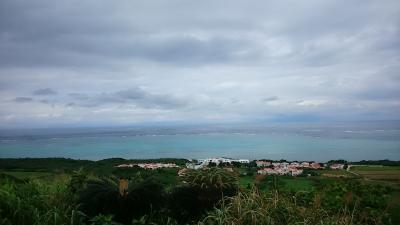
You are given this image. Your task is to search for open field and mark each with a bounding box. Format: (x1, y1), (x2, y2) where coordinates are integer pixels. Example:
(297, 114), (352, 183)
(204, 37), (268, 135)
(318, 169), (357, 178)
(350, 165), (400, 187)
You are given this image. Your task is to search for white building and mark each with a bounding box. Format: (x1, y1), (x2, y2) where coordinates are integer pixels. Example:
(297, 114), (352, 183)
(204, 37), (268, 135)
(197, 157), (249, 165)
(330, 164), (345, 170)
(186, 163), (204, 170)
(290, 162), (300, 167)
(291, 169), (303, 176)
(116, 163), (178, 170)
(236, 159), (250, 163)
(301, 162), (310, 167)
(189, 157), (249, 169)
(256, 160), (271, 167)
(257, 167), (303, 176)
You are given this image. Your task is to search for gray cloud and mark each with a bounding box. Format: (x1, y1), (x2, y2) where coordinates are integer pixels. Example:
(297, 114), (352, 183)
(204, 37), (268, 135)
(65, 102), (75, 107)
(2, 0), (397, 69)
(33, 88), (57, 95)
(69, 88), (188, 109)
(262, 96), (279, 102)
(0, 1), (261, 68)
(14, 97), (33, 103)
(354, 88), (400, 100)
(0, 0), (399, 127)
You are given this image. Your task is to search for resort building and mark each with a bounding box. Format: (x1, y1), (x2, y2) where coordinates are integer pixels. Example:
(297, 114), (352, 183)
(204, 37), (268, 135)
(290, 162), (300, 167)
(255, 160), (326, 176)
(256, 160), (271, 167)
(330, 164), (345, 170)
(310, 162), (323, 169)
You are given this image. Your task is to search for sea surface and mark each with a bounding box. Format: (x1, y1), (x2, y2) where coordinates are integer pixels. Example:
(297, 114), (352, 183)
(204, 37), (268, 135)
(0, 122), (399, 162)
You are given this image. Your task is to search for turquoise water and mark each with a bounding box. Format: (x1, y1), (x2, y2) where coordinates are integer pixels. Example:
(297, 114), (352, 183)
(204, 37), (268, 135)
(0, 123), (399, 161)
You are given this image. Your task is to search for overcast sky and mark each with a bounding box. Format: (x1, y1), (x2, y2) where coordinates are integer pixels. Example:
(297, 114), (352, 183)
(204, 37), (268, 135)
(0, 0), (399, 128)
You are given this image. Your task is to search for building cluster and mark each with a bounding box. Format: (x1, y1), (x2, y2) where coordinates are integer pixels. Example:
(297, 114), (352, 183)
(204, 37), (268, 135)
(116, 163), (178, 170)
(114, 158), (346, 175)
(256, 161), (324, 169)
(186, 157), (250, 170)
(256, 161), (324, 176)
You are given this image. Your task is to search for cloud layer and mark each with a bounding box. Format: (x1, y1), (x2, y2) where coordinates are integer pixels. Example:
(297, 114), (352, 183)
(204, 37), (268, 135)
(0, 0), (399, 127)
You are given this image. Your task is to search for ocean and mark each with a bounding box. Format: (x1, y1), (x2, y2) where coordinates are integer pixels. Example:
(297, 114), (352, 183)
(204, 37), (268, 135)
(0, 122), (399, 162)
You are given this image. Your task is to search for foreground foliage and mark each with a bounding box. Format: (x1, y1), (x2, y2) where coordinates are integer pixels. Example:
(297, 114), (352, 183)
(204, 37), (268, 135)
(0, 178), (84, 225)
(201, 186), (392, 225)
(0, 164), (398, 225)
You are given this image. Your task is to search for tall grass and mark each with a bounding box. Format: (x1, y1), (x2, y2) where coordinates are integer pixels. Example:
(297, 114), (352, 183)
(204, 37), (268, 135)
(0, 178), (85, 225)
(199, 187), (388, 225)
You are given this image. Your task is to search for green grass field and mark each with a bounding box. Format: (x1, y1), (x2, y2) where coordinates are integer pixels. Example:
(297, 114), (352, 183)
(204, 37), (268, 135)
(280, 177), (314, 191)
(350, 165), (400, 188)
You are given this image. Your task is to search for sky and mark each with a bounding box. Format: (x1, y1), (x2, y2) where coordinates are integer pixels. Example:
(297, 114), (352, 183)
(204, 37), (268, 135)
(0, 0), (399, 128)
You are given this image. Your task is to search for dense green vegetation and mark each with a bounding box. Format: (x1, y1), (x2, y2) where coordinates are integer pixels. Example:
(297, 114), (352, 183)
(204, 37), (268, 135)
(1, 158), (399, 225)
(0, 158), (189, 174)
